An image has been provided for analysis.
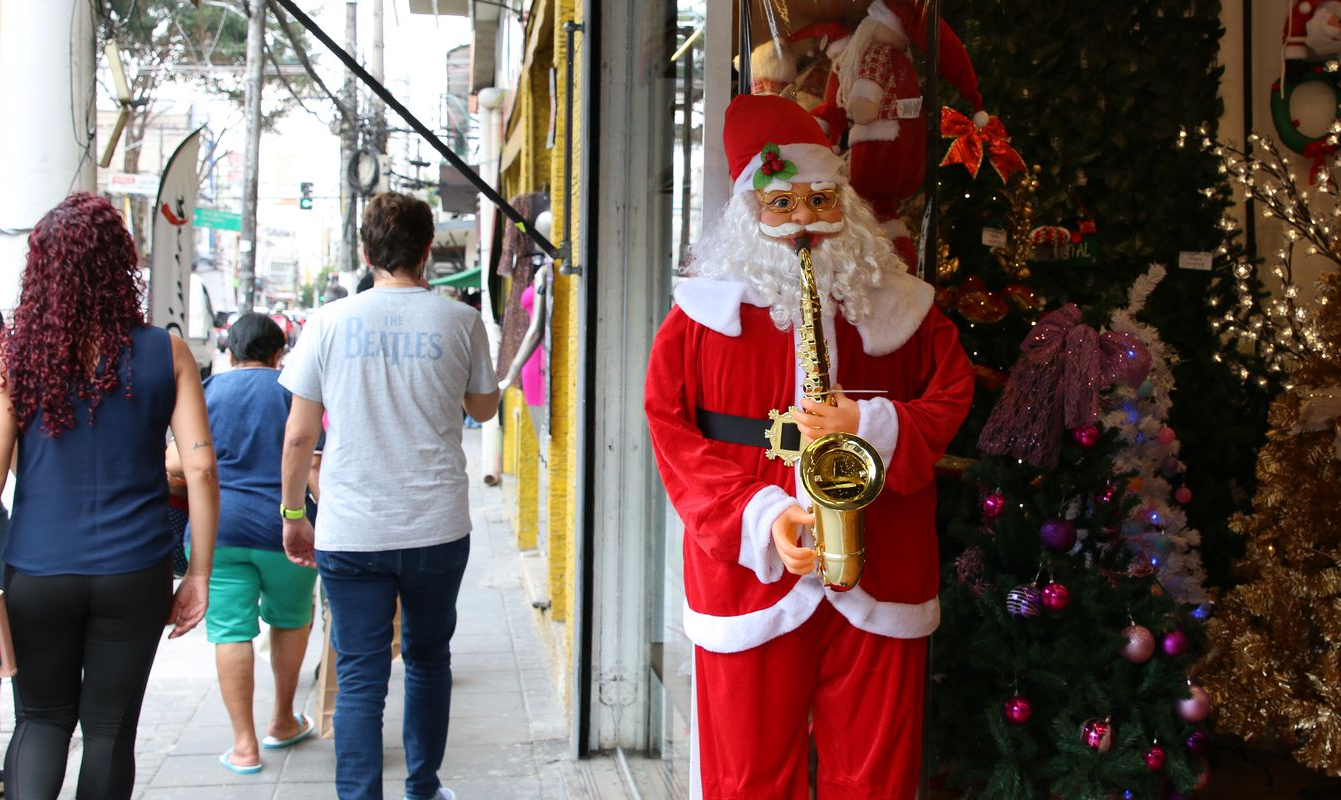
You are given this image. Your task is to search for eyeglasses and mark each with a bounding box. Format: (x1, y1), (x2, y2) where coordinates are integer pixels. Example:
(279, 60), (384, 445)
(756, 188), (840, 214)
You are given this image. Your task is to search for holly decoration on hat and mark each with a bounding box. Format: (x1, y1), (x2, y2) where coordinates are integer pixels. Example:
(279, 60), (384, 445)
(754, 143), (797, 190)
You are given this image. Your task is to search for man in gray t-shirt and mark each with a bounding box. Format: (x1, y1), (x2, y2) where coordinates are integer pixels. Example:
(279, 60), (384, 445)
(279, 287), (495, 552)
(278, 192), (499, 800)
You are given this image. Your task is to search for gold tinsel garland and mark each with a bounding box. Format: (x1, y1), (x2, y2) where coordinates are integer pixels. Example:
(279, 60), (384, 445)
(1201, 273), (1341, 774)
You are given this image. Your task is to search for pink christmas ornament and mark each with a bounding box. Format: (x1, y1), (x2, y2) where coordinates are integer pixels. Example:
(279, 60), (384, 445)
(1178, 684), (1212, 722)
(982, 492), (1007, 520)
(1175, 487), (1193, 504)
(1144, 743), (1167, 771)
(1098, 484), (1118, 505)
(1073, 424), (1100, 447)
(1004, 695), (1032, 724)
(1160, 456), (1181, 476)
(1161, 629), (1189, 656)
(1041, 581), (1070, 611)
(1185, 730), (1207, 752)
(1157, 426), (1177, 445)
(1122, 624), (1156, 663)
(1080, 717), (1114, 752)
(1040, 519), (1077, 553)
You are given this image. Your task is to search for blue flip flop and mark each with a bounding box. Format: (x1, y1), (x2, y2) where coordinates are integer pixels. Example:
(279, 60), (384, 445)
(261, 712), (316, 750)
(219, 748), (262, 775)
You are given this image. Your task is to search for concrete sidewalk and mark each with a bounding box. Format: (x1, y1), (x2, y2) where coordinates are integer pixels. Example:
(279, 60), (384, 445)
(0, 429), (635, 799)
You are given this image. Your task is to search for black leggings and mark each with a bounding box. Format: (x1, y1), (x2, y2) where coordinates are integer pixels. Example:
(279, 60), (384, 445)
(3, 560), (172, 800)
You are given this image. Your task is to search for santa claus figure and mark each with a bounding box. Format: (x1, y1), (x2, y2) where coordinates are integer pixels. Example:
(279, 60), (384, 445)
(815, 0), (986, 264)
(1285, 1), (1341, 61)
(644, 94), (973, 799)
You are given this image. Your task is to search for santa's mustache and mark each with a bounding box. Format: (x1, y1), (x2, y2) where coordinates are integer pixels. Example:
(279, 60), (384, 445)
(758, 219), (846, 239)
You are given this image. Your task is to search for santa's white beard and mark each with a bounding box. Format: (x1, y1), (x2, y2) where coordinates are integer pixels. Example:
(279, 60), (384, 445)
(687, 185), (908, 330)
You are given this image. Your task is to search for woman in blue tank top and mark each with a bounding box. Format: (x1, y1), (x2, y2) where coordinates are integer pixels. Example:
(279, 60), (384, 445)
(0, 193), (219, 798)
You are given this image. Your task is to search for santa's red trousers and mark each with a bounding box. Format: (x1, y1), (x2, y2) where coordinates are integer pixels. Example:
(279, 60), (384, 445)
(694, 601), (927, 800)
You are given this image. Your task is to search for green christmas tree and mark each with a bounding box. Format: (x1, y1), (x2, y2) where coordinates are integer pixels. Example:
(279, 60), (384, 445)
(930, 305), (1208, 799)
(933, 0), (1271, 586)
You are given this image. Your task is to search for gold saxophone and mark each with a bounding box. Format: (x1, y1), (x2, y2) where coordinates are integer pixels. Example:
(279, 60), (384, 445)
(764, 238), (886, 591)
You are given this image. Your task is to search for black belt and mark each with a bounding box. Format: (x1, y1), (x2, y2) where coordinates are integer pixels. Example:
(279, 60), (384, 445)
(697, 408), (801, 451)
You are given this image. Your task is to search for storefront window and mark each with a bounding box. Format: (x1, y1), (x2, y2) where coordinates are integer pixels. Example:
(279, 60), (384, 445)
(641, 0), (705, 793)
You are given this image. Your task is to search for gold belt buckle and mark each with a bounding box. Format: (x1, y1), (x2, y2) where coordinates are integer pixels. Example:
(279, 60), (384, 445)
(764, 408), (804, 466)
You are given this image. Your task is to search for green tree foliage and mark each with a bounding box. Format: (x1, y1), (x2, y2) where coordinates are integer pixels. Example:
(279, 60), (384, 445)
(931, 413), (1207, 798)
(100, 0), (319, 254)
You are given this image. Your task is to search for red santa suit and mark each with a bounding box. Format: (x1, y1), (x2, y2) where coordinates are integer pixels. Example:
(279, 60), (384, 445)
(1284, 1), (1341, 61)
(645, 95), (974, 800)
(820, 0), (986, 263)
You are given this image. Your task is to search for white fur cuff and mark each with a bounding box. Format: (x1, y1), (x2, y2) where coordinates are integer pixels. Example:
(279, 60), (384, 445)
(828, 587), (940, 639)
(683, 579), (826, 653)
(856, 397), (899, 468)
(849, 119), (903, 145)
(738, 486), (797, 584)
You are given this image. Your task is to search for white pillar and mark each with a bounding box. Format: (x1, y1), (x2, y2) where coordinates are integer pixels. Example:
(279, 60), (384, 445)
(477, 87), (507, 483)
(0, 0), (96, 312)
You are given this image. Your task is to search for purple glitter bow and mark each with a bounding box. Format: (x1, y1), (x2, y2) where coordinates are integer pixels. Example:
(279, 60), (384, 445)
(977, 304), (1151, 469)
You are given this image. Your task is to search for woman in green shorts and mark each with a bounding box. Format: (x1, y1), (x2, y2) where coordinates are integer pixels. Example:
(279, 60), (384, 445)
(170, 313), (320, 774)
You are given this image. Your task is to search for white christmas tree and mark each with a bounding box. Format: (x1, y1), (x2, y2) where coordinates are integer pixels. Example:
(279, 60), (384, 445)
(1101, 264), (1208, 604)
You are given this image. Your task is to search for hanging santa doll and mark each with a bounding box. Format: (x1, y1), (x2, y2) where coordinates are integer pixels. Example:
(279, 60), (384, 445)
(816, 0), (988, 264)
(1285, 1), (1341, 62)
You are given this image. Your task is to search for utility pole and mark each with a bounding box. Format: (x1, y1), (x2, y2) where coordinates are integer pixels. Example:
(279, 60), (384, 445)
(477, 86), (506, 483)
(239, 0), (266, 311)
(0, 0), (96, 311)
(370, 0), (387, 154)
(338, 0), (360, 282)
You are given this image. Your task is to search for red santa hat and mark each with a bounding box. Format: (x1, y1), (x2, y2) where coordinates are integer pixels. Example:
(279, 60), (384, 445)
(867, 0), (988, 126)
(725, 94), (847, 195)
(788, 21), (852, 59)
(1285, 1), (1314, 60)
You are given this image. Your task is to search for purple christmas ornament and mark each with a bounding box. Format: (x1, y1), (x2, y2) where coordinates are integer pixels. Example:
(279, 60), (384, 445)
(1040, 519), (1077, 553)
(1006, 585), (1043, 618)
(1162, 629), (1189, 656)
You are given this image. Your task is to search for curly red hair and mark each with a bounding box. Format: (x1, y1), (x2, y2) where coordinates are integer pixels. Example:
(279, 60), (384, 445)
(3, 192), (146, 436)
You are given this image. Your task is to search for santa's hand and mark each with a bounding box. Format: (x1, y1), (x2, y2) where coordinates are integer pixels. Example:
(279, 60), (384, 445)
(771, 505), (817, 576)
(847, 96), (878, 126)
(797, 385), (861, 443)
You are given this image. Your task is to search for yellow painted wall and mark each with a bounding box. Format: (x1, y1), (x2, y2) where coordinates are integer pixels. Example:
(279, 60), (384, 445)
(548, 0), (582, 677)
(495, 0), (582, 708)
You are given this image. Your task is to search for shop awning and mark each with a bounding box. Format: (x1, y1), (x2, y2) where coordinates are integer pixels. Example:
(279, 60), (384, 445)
(428, 267), (481, 288)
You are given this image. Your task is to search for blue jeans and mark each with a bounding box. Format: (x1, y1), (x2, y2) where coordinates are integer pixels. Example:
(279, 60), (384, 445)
(317, 537), (470, 800)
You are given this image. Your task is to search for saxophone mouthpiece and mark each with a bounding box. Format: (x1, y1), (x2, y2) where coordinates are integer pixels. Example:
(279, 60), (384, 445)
(794, 236), (811, 253)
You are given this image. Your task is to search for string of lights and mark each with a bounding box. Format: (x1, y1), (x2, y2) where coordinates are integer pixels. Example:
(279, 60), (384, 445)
(1178, 124), (1338, 390)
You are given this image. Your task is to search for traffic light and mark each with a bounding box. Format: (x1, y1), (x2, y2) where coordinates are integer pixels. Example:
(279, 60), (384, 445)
(299, 182), (314, 210)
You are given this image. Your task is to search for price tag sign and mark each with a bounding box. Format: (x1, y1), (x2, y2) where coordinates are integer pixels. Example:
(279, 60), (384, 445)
(1178, 251), (1213, 271)
(982, 227), (1008, 248)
